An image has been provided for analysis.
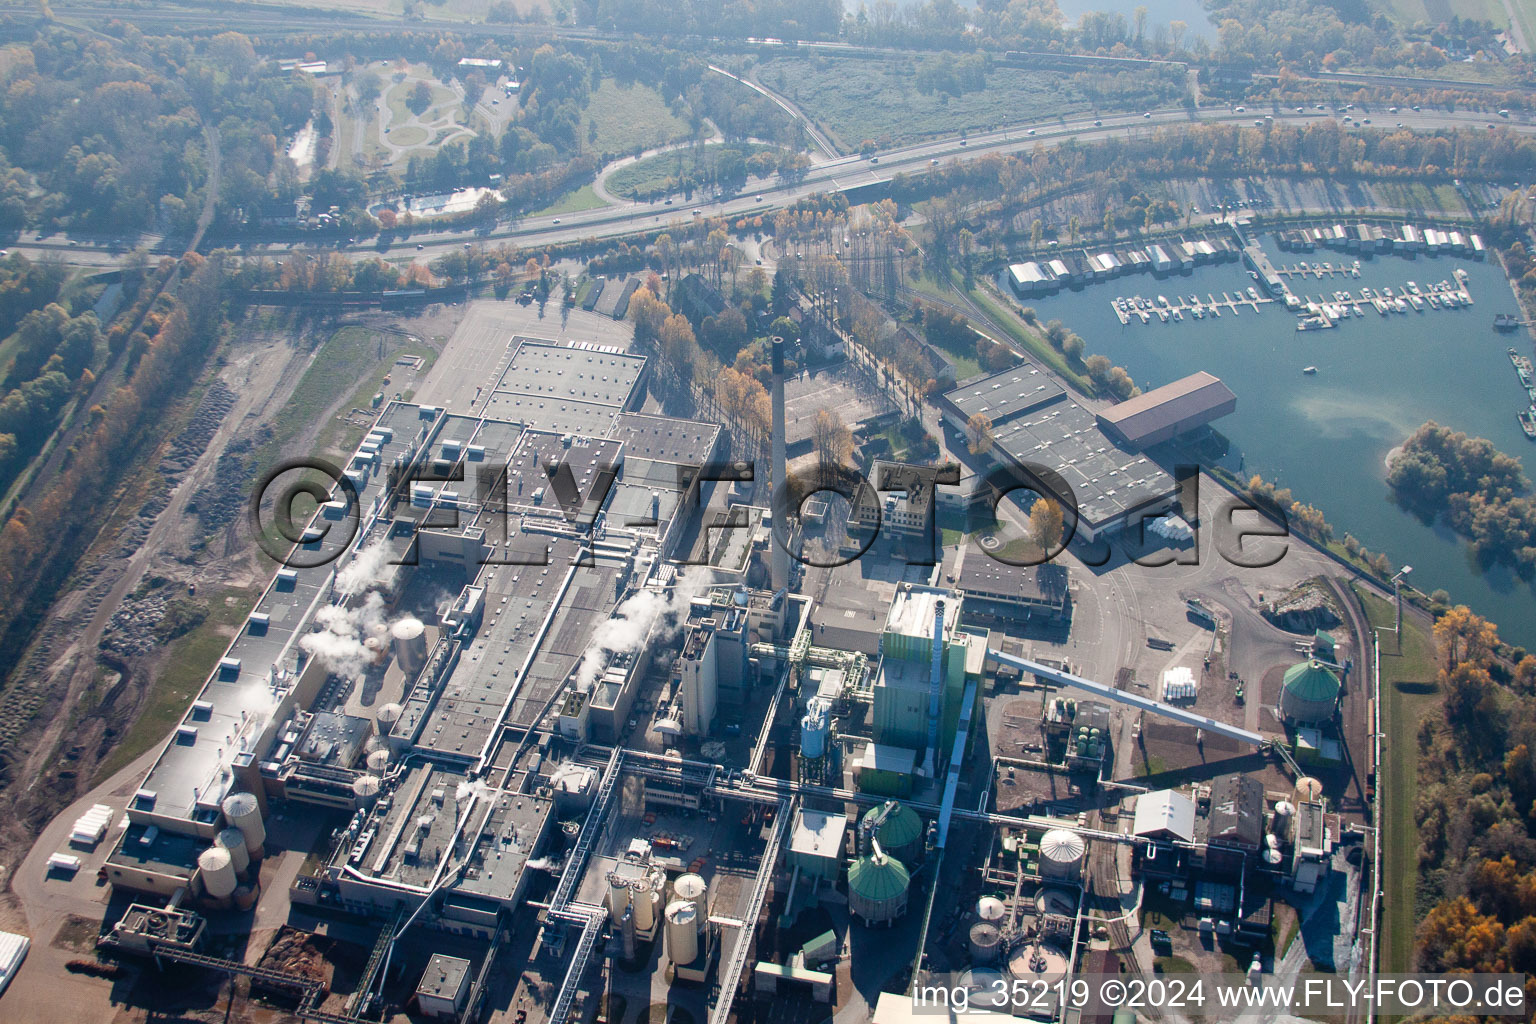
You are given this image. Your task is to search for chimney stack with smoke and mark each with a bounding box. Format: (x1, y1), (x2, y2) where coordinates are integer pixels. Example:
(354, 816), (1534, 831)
(770, 336), (790, 596)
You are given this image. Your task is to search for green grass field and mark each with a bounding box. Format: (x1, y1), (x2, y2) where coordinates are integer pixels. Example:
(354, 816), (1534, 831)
(1376, 0), (1514, 32)
(584, 78), (693, 156)
(757, 56), (1182, 151)
(605, 142), (783, 199)
(1351, 582), (1438, 974)
(531, 184), (608, 216)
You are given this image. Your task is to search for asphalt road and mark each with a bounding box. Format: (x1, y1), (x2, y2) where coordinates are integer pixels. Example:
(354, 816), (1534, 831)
(15, 104), (1536, 270)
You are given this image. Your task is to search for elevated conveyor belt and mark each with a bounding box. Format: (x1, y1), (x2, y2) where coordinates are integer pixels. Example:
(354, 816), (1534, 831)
(987, 649), (1265, 747)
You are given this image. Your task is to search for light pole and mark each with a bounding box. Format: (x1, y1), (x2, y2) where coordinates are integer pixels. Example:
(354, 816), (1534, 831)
(1389, 565), (1413, 649)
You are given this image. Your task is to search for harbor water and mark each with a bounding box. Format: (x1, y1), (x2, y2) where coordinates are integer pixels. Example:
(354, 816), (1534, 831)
(1026, 234), (1536, 645)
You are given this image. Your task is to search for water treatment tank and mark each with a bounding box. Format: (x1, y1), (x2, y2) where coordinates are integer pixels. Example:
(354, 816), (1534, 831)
(215, 827), (250, 874)
(976, 896), (1006, 923)
(391, 616), (428, 675)
(198, 846), (238, 899)
(970, 923), (1003, 964)
(222, 792), (266, 859)
(674, 872), (709, 922)
(1279, 659), (1342, 724)
(666, 900), (699, 965)
(1038, 829), (1085, 881)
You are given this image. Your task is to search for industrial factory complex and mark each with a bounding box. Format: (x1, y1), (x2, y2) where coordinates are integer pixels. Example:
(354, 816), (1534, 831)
(21, 317), (1376, 1024)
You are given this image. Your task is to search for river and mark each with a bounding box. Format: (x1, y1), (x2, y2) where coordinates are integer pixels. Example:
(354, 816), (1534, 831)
(1053, 0), (1220, 43)
(1026, 235), (1536, 646)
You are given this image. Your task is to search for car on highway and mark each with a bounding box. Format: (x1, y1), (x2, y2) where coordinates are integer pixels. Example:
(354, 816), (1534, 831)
(869, 156), (878, 163)
(755, 194), (763, 201)
(417, 243), (424, 250)
(1026, 128), (1035, 136)
(692, 209), (702, 216)
(1235, 105), (1245, 113)
(930, 158), (938, 165)
(1093, 119), (1102, 126)
(552, 218), (561, 224)
(1143, 111), (1151, 118)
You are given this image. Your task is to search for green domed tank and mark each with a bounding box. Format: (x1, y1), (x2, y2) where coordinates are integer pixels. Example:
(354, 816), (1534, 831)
(861, 802), (923, 863)
(1279, 659), (1341, 724)
(848, 850), (909, 926)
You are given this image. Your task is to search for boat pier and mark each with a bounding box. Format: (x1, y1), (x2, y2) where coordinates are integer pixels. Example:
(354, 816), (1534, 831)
(1111, 290), (1272, 325)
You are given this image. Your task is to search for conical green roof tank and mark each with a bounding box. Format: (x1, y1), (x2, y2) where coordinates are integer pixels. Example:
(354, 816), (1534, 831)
(1279, 659), (1341, 724)
(848, 850), (910, 925)
(862, 802), (923, 862)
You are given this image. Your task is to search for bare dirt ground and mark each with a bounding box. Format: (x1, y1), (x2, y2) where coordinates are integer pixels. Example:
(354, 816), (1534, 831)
(0, 306), (451, 937)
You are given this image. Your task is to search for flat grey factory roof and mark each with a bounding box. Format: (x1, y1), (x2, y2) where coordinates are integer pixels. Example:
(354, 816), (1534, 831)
(992, 397), (1174, 527)
(495, 338), (644, 410)
(610, 412), (721, 465)
(412, 536), (587, 758)
(1096, 370), (1235, 443)
(944, 365), (1065, 424)
(477, 392), (619, 436)
(137, 401), (433, 822)
(959, 560), (1068, 604)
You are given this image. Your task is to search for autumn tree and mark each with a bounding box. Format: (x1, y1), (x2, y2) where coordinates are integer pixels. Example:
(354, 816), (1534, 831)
(966, 412), (994, 455)
(811, 408), (853, 479)
(1029, 495), (1065, 553)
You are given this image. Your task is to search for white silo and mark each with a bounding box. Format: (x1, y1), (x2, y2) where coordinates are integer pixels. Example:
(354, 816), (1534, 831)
(376, 702), (404, 736)
(976, 896), (1006, 923)
(631, 879), (658, 932)
(366, 748), (391, 773)
(666, 900), (699, 965)
(215, 827), (250, 874)
(608, 872), (631, 920)
(353, 775), (382, 806)
(198, 846), (238, 899)
(222, 792), (266, 859)
(391, 617), (428, 675)
(674, 873), (708, 922)
(1038, 829), (1085, 882)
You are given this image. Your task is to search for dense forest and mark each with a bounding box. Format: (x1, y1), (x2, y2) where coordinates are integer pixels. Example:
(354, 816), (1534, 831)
(1388, 421), (1536, 575)
(1413, 607), (1536, 993)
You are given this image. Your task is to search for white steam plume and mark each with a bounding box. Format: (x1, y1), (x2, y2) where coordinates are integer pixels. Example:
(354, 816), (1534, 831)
(572, 570), (708, 692)
(336, 541), (389, 598)
(300, 591), (387, 680)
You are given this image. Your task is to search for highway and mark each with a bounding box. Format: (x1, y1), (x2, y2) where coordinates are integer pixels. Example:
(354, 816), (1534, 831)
(14, 103), (1535, 271)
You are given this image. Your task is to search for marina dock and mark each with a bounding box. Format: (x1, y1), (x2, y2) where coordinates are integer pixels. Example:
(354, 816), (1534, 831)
(1111, 269), (1475, 331)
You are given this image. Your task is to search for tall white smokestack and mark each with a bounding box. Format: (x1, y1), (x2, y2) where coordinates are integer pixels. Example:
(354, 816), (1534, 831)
(770, 336), (790, 596)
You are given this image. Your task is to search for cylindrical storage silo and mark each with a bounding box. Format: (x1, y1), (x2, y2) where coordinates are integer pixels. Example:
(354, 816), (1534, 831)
(376, 702), (404, 735)
(977, 896), (1006, 923)
(391, 617), (428, 675)
(366, 748), (391, 773)
(861, 802), (924, 865)
(632, 880), (657, 932)
(666, 900), (699, 965)
(1038, 829), (1085, 881)
(222, 792), (266, 859)
(674, 873), (708, 923)
(970, 922), (1003, 964)
(233, 884), (258, 911)
(800, 709), (828, 760)
(1272, 800), (1294, 839)
(198, 846), (238, 899)
(608, 872), (630, 920)
(353, 775), (382, 807)
(216, 827), (250, 874)
(847, 851), (909, 926)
